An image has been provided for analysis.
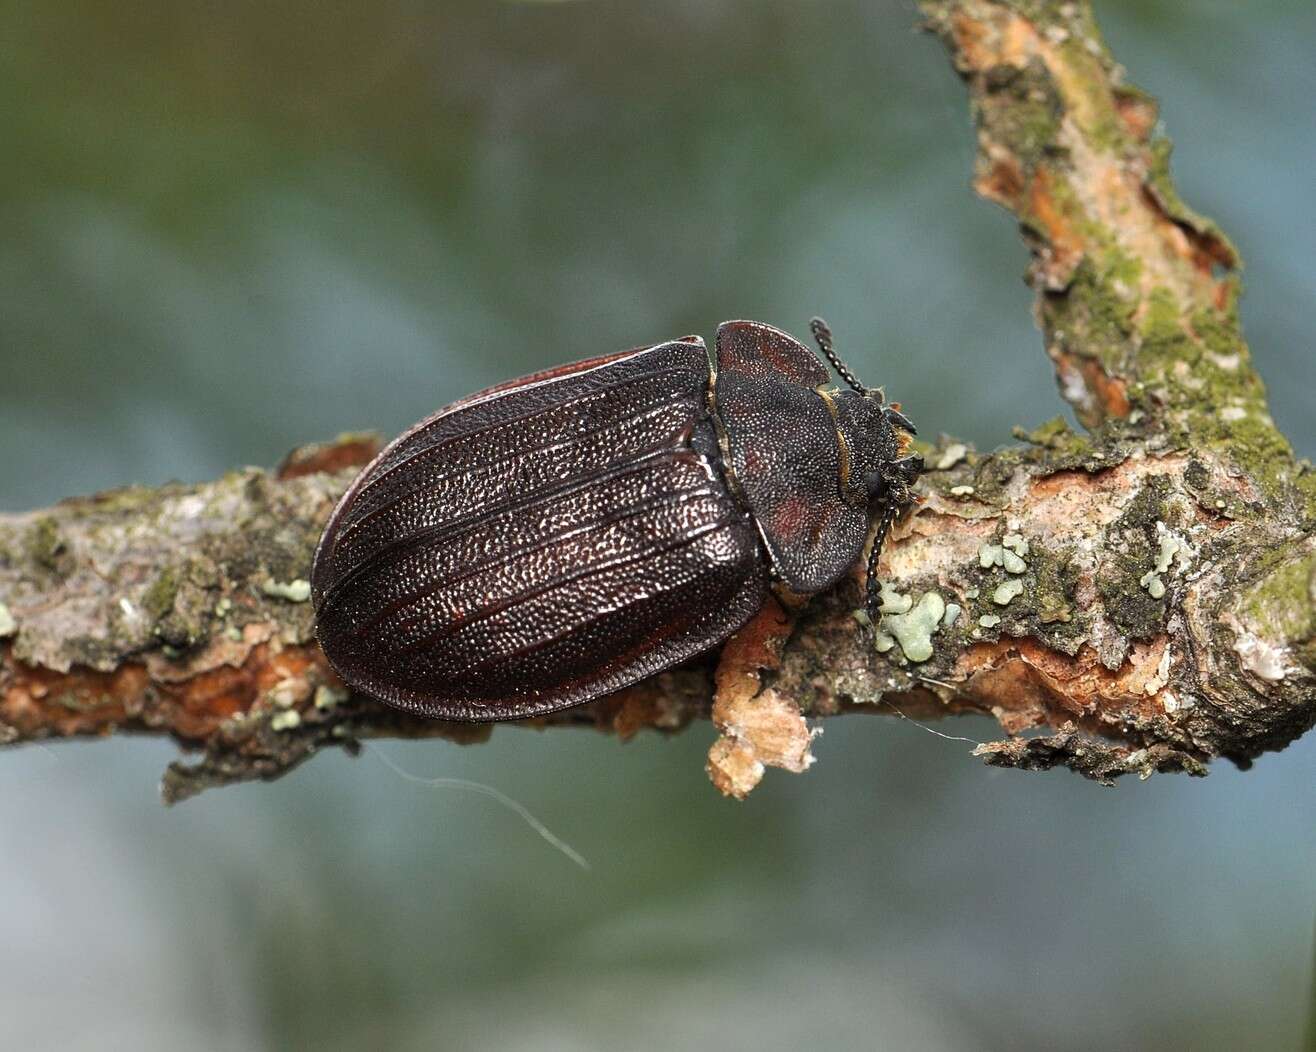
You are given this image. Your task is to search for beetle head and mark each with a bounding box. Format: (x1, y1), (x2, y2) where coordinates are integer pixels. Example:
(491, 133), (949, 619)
(809, 317), (922, 511)
(867, 391), (921, 506)
(831, 387), (922, 511)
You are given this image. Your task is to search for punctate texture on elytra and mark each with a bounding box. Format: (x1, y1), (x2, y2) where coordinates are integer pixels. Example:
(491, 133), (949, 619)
(311, 321), (920, 722)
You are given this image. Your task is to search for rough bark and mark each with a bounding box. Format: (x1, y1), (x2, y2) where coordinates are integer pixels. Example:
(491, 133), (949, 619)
(2, 0), (1312, 802)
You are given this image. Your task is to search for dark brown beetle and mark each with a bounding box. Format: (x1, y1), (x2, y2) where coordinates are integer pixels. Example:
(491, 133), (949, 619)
(311, 319), (921, 721)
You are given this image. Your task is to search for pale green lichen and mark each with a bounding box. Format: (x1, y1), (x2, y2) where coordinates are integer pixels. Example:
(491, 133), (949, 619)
(942, 603), (962, 628)
(982, 536), (1028, 574)
(950, 485), (975, 497)
(882, 592), (946, 663)
(315, 685), (348, 711)
(1097, 479), (1178, 641)
(877, 583), (913, 616)
(268, 680), (302, 708)
(262, 578), (312, 603)
(866, 585), (947, 662)
(936, 443), (968, 470)
(978, 614), (1001, 629)
(1002, 533), (1030, 558)
(854, 607), (897, 652)
(1152, 521), (1193, 574)
(0, 603), (15, 638)
(993, 579), (1025, 606)
(1139, 570), (1166, 600)
(270, 709), (302, 732)
(1139, 522), (1193, 601)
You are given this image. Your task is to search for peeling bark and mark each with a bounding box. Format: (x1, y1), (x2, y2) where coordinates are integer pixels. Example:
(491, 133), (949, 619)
(707, 597), (816, 800)
(2, 0), (1312, 799)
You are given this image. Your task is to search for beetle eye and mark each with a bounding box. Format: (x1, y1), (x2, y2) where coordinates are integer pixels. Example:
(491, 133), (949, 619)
(893, 454), (924, 483)
(865, 471), (889, 499)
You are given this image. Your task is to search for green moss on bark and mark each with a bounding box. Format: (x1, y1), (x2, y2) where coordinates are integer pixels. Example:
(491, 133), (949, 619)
(982, 57), (1066, 166)
(1237, 547), (1316, 672)
(26, 516), (68, 574)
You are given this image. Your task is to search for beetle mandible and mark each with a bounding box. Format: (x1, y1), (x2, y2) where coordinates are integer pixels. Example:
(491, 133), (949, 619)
(311, 319), (922, 721)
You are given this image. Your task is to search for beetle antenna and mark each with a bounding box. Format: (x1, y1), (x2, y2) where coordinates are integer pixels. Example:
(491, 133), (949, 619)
(810, 317), (869, 396)
(864, 500), (901, 628)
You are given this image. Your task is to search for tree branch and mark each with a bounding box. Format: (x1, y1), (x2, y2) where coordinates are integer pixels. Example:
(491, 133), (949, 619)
(2, 0), (1312, 801)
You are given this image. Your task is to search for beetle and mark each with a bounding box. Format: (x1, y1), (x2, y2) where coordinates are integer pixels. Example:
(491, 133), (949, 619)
(311, 319), (921, 722)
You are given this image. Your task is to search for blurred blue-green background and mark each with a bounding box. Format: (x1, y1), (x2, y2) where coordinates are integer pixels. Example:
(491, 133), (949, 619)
(2, 2), (1313, 1049)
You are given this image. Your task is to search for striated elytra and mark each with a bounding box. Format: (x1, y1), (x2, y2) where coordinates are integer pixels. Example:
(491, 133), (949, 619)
(311, 319), (922, 722)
